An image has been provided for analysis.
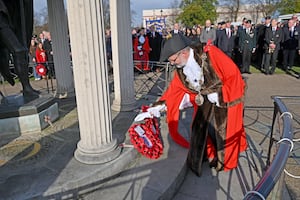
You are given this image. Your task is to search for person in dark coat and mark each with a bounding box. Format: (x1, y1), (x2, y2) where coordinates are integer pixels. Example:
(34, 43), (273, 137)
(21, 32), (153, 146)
(234, 18), (247, 67)
(217, 20), (235, 58)
(215, 21), (225, 47)
(263, 18), (283, 75)
(239, 20), (256, 73)
(43, 31), (55, 78)
(282, 19), (299, 71)
(147, 25), (162, 71)
(255, 16), (271, 69)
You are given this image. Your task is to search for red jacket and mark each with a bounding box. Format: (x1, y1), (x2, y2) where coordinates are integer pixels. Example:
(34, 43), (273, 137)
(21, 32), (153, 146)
(35, 48), (47, 64)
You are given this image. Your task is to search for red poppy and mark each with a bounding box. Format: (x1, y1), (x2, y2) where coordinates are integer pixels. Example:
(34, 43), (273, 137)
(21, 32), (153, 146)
(128, 117), (163, 159)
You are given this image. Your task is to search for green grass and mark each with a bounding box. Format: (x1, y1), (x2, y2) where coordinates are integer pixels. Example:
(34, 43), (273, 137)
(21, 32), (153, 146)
(250, 65), (300, 74)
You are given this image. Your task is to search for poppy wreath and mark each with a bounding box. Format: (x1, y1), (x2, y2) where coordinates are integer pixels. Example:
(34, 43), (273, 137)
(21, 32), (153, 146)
(36, 64), (47, 76)
(128, 117), (163, 159)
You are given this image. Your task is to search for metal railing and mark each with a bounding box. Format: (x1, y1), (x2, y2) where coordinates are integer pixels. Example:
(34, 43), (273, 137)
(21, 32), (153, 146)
(133, 60), (173, 99)
(244, 96), (297, 199)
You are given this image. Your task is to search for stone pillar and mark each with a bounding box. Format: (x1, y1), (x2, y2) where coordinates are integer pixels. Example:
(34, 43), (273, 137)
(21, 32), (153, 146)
(67, 0), (121, 164)
(47, 0), (74, 96)
(110, 0), (137, 111)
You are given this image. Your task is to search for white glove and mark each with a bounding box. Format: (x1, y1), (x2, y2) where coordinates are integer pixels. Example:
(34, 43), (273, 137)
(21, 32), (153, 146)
(207, 92), (220, 107)
(147, 104), (166, 118)
(134, 112), (152, 122)
(134, 104), (166, 122)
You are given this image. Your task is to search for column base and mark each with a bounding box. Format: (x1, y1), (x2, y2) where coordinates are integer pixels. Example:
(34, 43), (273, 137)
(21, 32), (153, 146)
(74, 139), (121, 164)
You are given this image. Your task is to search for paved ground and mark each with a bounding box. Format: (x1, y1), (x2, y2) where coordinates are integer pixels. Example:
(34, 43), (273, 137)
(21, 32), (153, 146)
(0, 72), (299, 200)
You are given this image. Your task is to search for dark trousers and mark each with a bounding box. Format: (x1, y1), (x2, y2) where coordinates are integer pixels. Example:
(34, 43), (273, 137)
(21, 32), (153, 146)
(264, 49), (279, 74)
(283, 49), (296, 70)
(242, 48), (252, 73)
(256, 47), (264, 68)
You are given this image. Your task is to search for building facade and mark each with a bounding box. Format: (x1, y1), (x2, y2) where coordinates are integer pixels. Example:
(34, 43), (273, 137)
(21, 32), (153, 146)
(142, 4), (266, 30)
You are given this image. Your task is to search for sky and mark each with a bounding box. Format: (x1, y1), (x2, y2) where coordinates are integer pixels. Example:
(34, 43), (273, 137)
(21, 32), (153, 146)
(130, 0), (174, 25)
(33, 0), (174, 26)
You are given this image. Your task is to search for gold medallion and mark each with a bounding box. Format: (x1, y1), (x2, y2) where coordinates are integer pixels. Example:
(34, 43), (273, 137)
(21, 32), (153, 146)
(195, 94), (204, 106)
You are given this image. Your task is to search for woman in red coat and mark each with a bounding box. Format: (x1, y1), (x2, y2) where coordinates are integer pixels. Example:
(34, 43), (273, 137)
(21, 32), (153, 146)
(133, 28), (151, 71)
(35, 42), (47, 77)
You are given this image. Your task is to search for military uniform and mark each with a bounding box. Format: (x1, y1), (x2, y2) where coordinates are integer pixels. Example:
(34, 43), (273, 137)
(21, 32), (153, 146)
(239, 26), (256, 73)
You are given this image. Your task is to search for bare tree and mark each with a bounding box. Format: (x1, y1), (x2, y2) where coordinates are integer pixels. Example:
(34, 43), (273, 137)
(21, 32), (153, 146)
(169, 0), (181, 26)
(33, 7), (49, 34)
(222, 0), (241, 22)
(34, 7), (48, 26)
(248, 0), (281, 17)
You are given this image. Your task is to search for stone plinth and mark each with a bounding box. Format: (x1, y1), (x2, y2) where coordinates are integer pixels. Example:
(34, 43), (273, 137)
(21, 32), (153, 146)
(0, 95), (59, 135)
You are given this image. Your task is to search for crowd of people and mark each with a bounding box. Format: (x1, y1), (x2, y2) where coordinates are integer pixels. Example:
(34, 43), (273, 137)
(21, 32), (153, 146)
(29, 31), (55, 80)
(127, 15), (300, 78)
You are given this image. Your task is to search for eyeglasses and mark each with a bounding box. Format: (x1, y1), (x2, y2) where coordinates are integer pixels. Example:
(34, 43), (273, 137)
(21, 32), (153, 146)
(168, 52), (181, 65)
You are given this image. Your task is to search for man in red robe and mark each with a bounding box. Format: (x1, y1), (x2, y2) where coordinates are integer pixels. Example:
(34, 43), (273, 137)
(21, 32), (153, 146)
(133, 28), (150, 71)
(156, 33), (247, 176)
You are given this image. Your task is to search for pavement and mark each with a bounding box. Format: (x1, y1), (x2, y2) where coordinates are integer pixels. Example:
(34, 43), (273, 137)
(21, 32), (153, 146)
(0, 72), (299, 200)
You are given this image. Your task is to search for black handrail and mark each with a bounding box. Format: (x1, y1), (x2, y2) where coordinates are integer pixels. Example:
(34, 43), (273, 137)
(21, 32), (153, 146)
(244, 96), (294, 199)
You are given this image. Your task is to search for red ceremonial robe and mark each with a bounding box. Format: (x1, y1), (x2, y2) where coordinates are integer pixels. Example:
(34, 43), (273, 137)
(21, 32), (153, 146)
(159, 72), (198, 148)
(133, 35), (150, 71)
(160, 43), (247, 172)
(205, 44), (247, 171)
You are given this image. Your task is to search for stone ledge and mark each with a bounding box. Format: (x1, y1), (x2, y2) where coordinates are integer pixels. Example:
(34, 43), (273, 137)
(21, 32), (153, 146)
(0, 98), (59, 135)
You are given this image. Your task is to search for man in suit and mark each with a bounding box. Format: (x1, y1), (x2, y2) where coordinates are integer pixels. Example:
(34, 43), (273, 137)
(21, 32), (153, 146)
(256, 16), (271, 69)
(234, 17), (247, 67)
(200, 19), (216, 45)
(170, 23), (182, 35)
(217, 20), (235, 58)
(215, 21), (225, 48)
(282, 19), (299, 71)
(43, 31), (55, 78)
(239, 20), (256, 74)
(263, 18), (283, 75)
(147, 25), (162, 71)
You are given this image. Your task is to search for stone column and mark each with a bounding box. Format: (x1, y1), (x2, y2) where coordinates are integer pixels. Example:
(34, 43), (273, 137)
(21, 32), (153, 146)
(67, 0), (121, 164)
(47, 0), (74, 96)
(110, 0), (137, 111)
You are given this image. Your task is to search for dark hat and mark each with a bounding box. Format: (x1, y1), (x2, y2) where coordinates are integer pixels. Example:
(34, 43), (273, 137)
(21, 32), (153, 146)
(246, 19), (252, 24)
(159, 33), (192, 62)
(220, 21), (226, 25)
(265, 16), (271, 20)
